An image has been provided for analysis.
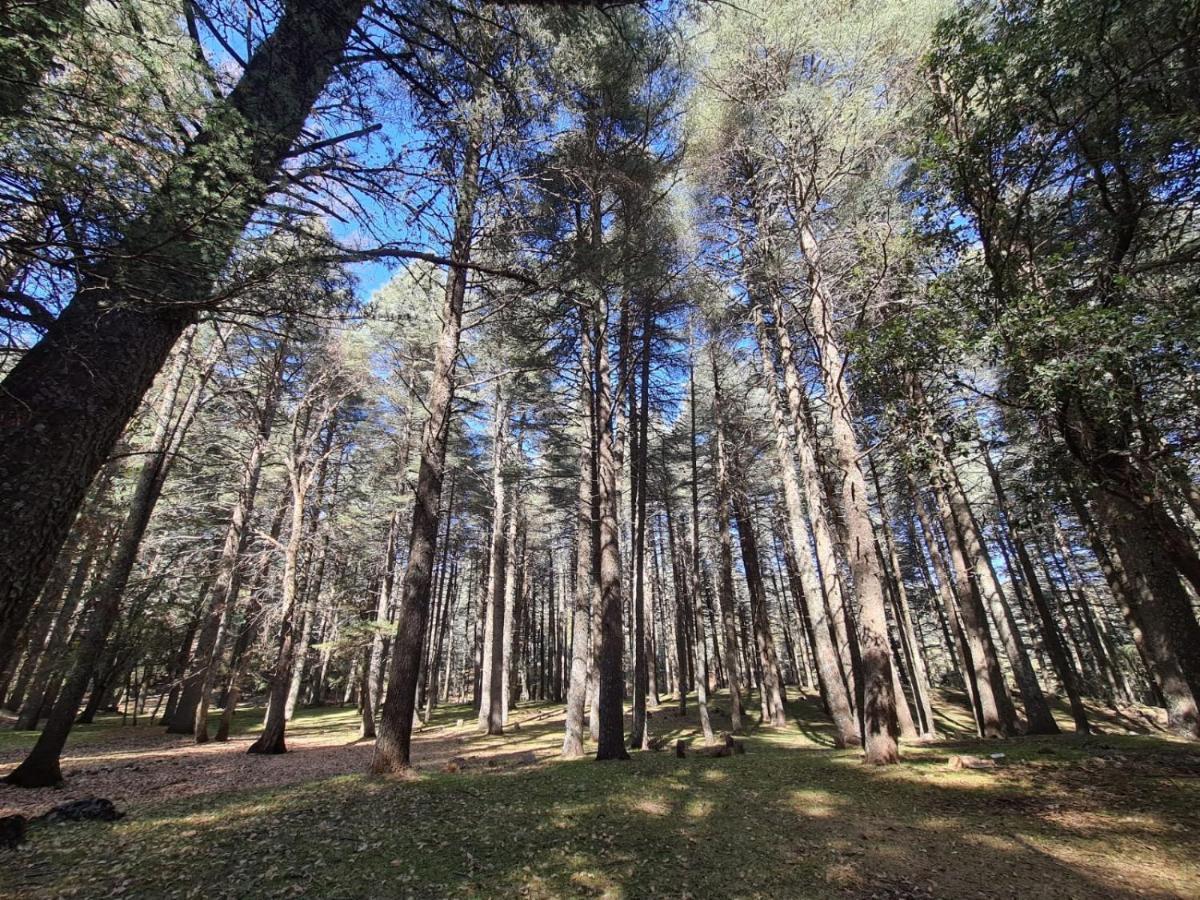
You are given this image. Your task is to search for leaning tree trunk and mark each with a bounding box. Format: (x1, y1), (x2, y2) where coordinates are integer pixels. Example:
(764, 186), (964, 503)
(4, 333), (194, 787)
(751, 300), (859, 745)
(0, 0), (369, 667)
(370, 131), (478, 772)
(796, 220), (897, 763)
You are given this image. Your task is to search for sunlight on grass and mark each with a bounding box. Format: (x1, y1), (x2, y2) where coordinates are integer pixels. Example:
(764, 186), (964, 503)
(3, 693), (1197, 900)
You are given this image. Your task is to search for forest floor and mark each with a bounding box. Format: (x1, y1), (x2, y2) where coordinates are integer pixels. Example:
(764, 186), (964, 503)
(1, 691), (1198, 899)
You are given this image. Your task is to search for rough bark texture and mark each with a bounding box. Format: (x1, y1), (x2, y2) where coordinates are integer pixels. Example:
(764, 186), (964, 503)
(478, 385), (510, 736)
(594, 322), (629, 761)
(562, 322), (595, 758)
(5, 333), (194, 787)
(796, 221), (897, 763)
(371, 134), (478, 771)
(0, 0), (369, 666)
(751, 301), (859, 745)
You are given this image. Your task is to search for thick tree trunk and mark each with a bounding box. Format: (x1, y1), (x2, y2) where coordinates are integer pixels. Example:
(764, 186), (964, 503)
(594, 316), (629, 761)
(1058, 399), (1200, 737)
(796, 221), (897, 763)
(1088, 486), (1200, 737)
(0, 0), (368, 665)
(5, 333), (195, 787)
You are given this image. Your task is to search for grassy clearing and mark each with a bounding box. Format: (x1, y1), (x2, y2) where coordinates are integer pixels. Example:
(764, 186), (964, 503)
(2, 693), (1198, 899)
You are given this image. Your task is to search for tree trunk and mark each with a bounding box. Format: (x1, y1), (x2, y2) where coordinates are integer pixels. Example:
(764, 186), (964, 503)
(563, 326), (596, 757)
(0, 0), (368, 665)
(730, 478), (788, 728)
(688, 335), (715, 744)
(751, 301), (859, 745)
(478, 385), (510, 736)
(368, 130), (478, 770)
(709, 350), (745, 732)
(247, 479), (309, 756)
(868, 457), (938, 738)
(594, 311), (629, 761)
(4, 332), (195, 786)
(628, 307), (652, 750)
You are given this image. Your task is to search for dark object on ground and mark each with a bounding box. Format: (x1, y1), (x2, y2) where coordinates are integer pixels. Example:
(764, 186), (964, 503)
(41, 798), (125, 823)
(646, 735), (668, 751)
(0, 815), (26, 849)
(676, 734), (746, 759)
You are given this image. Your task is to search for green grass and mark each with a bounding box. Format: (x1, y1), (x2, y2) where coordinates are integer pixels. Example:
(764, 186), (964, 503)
(3, 694), (1199, 899)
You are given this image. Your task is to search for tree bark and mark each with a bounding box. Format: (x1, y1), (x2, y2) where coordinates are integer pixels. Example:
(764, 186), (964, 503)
(796, 220), (897, 763)
(594, 309), (629, 761)
(563, 322), (596, 757)
(369, 129), (478, 770)
(478, 384), (510, 736)
(5, 330), (195, 786)
(0, 0), (369, 665)
(750, 300), (859, 745)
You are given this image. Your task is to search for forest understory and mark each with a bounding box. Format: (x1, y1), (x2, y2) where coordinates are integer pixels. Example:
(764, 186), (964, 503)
(4, 0), (1200, 897)
(3, 692), (1198, 900)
